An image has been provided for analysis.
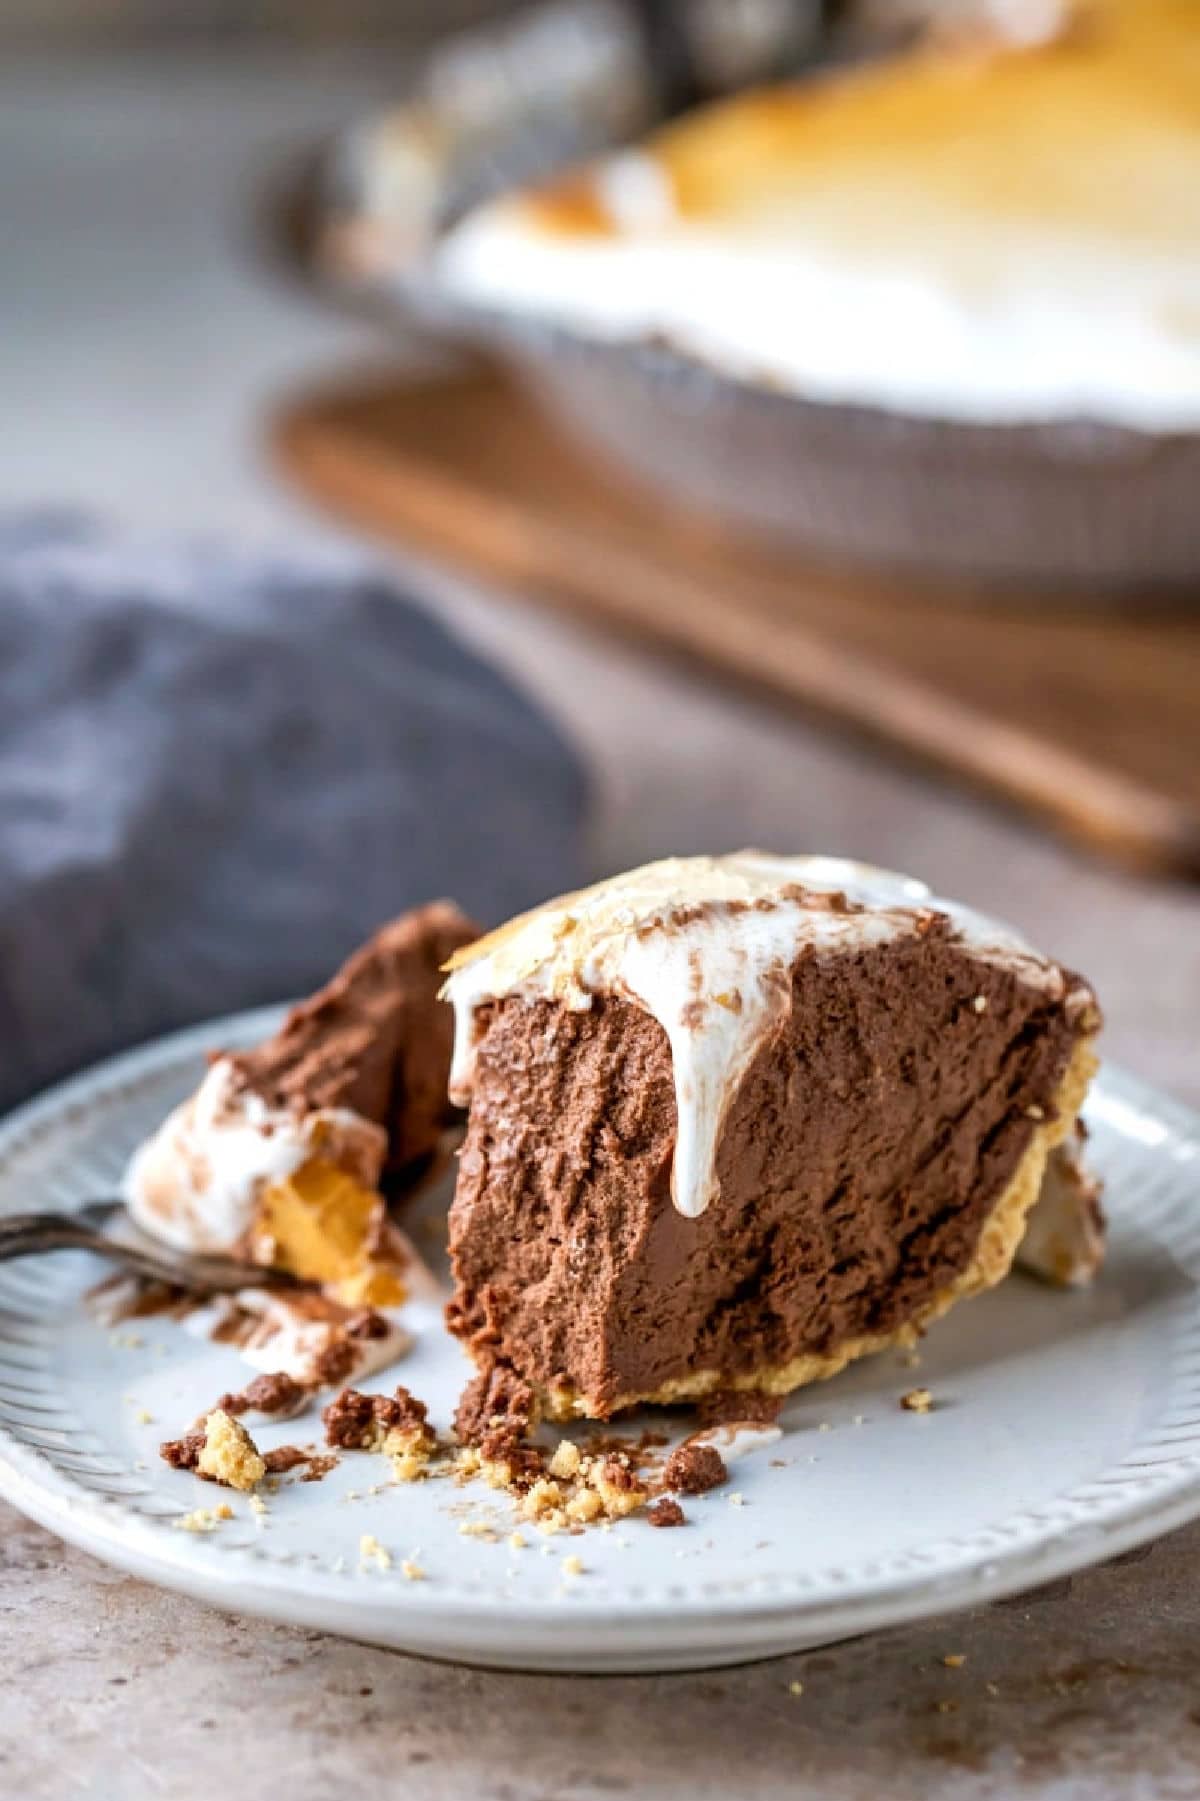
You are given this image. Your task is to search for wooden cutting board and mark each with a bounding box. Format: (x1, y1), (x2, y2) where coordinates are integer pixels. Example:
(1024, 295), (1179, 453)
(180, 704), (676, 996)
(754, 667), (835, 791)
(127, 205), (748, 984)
(273, 363), (1200, 880)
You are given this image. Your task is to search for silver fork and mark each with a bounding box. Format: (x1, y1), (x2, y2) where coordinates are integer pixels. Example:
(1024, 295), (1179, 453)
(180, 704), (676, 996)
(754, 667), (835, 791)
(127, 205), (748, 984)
(0, 1200), (301, 1293)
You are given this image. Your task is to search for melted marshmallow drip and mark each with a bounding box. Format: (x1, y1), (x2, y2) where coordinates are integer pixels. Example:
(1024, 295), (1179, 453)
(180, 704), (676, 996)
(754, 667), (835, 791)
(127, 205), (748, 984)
(443, 853), (1082, 1221)
(616, 902), (898, 1217)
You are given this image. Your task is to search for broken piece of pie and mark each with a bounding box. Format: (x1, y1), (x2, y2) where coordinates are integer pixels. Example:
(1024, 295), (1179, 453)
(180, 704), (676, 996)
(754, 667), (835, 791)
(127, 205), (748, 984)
(441, 853), (1102, 1420)
(124, 900), (477, 1305)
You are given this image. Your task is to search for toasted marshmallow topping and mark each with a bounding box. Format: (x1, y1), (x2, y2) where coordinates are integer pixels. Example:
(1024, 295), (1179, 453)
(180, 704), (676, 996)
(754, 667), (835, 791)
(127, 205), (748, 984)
(442, 852), (1091, 1219)
(123, 1059), (386, 1256)
(437, 0), (1200, 429)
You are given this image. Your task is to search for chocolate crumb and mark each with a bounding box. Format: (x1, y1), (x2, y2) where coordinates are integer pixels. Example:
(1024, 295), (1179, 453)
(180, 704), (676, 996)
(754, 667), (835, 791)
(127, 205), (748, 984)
(248, 1443), (340, 1480)
(661, 1442), (728, 1495)
(695, 1390), (783, 1428)
(323, 1385), (429, 1450)
(344, 1308), (389, 1342)
(311, 1338), (359, 1388)
(598, 1456), (638, 1494)
(646, 1498), (686, 1529)
(214, 1372), (308, 1419)
(300, 1453), (339, 1483)
(453, 1364), (536, 1448)
(160, 1431), (205, 1472)
(482, 1439), (547, 1486)
(262, 1445), (310, 1475)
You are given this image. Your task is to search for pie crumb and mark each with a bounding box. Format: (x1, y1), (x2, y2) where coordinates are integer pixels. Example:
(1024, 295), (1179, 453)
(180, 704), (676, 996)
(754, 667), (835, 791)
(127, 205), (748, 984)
(901, 1388), (933, 1414)
(359, 1533), (391, 1570)
(174, 1506), (229, 1534)
(548, 1440), (582, 1480)
(197, 1409), (266, 1491)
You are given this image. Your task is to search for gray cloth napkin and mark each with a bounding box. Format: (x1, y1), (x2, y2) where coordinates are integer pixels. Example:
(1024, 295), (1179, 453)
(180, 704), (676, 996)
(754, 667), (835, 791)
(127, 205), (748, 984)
(0, 517), (586, 1113)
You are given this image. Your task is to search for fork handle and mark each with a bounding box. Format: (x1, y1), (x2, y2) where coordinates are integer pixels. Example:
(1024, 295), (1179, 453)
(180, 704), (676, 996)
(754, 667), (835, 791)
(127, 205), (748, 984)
(0, 1212), (107, 1261)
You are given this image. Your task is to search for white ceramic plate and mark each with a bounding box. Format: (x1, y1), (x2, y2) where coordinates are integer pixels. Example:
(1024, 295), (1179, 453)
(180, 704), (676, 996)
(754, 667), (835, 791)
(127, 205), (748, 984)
(1, 1010), (1199, 1673)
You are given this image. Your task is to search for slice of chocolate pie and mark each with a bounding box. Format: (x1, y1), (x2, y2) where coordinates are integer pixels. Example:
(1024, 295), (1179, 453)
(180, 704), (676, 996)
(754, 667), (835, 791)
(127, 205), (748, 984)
(125, 900), (477, 1305)
(442, 854), (1101, 1420)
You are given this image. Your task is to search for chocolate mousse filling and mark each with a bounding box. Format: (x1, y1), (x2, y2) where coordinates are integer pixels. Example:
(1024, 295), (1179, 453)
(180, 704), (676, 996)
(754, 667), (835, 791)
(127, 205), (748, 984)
(446, 918), (1097, 1418)
(124, 899), (481, 1309)
(230, 899), (478, 1187)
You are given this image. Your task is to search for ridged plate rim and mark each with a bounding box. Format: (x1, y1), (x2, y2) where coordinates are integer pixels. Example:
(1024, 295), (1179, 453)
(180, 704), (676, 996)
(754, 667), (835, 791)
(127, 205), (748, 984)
(0, 1009), (1198, 1670)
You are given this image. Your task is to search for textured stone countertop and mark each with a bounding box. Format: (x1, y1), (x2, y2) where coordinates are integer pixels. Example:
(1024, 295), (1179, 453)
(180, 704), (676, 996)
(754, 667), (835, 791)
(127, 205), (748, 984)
(4, 1496), (1199, 1801)
(2, 46), (1199, 1801)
